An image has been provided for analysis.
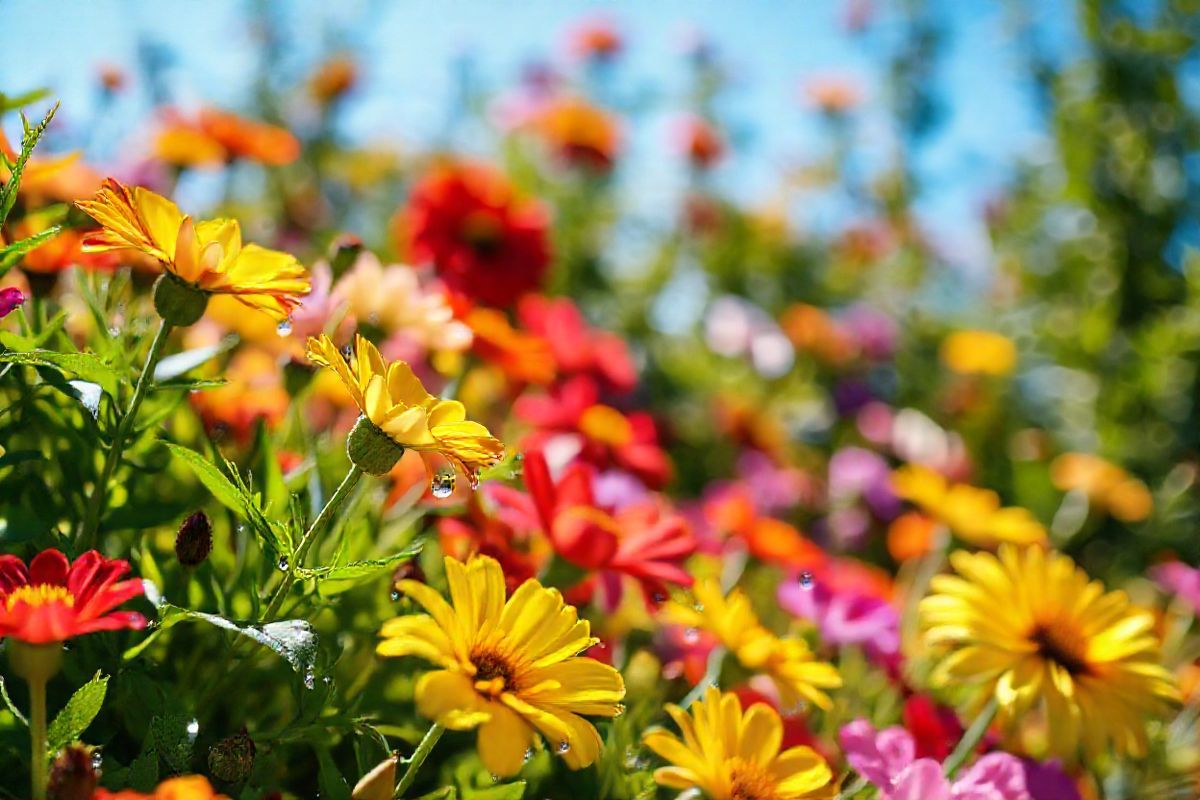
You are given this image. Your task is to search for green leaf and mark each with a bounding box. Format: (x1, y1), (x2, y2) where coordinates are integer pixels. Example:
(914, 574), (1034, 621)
(149, 713), (194, 773)
(47, 671), (108, 752)
(0, 224), (63, 276)
(152, 335), (237, 381)
(163, 442), (249, 516)
(315, 746), (351, 800)
(296, 541), (424, 597)
(0, 101), (59, 227)
(464, 782), (526, 800)
(0, 677), (28, 726)
(0, 88), (52, 113)
(0, 349), (120, 395)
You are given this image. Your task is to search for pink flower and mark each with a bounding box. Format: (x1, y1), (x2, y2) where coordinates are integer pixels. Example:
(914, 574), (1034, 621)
(1153, 561), (1200, 614)
(0, 287), (25, 319)
(841, 720), (1030, 800)
(778, 574), (899, 661)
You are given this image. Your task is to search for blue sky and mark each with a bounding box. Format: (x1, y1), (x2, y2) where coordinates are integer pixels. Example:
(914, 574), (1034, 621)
(3, 0), (1079, 272)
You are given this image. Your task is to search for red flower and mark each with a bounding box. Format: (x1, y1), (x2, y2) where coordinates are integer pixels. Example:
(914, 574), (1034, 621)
(438, 496), (543, 594)
(672, 114), (726, 170)
(492, 449), (695, 606)
(401, 161), (551, 308)
(902, 694), (965, 762)
(0, 550), (146, 644)
(517, 295), (637, 393)
(515, 375), (671, 487)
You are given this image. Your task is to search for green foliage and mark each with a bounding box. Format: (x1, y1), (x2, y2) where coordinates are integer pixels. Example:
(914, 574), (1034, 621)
(47, 672), (108, 754)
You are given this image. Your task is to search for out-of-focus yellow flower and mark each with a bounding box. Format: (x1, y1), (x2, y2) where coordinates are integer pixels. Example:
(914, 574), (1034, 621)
(309, 55), (358, 104)
(306, 333), (503, 476)
(94, 775), (228, 799)
(76, 178), (309, 322)
(661, 579), (841, 711)
(333, 252), (471, 352)
(154, 125), (227, 168)
(378, 555), (625, 777)
(532, 96), (621, 171)
(644, 686), (836, 800)
(0, 129), (102, 204)
(891, 464), (1046, 548)
(939, 330), (1017, 376)
(920, 545), (1179, 759)
(1050, 453), (1153, 523)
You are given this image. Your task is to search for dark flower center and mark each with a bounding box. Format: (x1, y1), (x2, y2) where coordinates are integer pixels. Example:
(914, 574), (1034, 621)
(730, 763), (777, 800)
(471, 648), (517, 695)
(1031, 619), (1091, 677)
(459, 212), (504, 256)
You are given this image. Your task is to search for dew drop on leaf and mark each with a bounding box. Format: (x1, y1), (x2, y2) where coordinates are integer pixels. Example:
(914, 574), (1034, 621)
(276, 318), (293, 336)
(430, 468), (456, 499)
(277, 556), (290, 572)
(304, 669), (316, 690)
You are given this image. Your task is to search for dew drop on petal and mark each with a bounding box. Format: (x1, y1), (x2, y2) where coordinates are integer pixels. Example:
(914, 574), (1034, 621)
(276, 318), (293, 337)
(277, 556), (290, 572)
(557, 741), (570, 754)
(430, 468), (456, 499)
(523, 747), (533, 763)
(799, 571), (814, 590)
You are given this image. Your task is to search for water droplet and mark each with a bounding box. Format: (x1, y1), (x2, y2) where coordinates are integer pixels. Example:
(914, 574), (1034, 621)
(430, 468), (456, 499)
(277, 556), (290, 572)
(107, 326), (120, 337)
(322, 675), (333, 686)
(799, 571), (814, 590)
(594, 640), (606, 649)
(652, 591), (667, 604)
(235, 524), (245, 534)
(186, 719), (199, 741)
(468, 469), (481, 491)
(390, 589), (401, 602)
(304, 670), (316, 690)
(557, 741), (570, 754)
(91, 749), (103, 770)
(613, 703), (626, 717)
(523, 747), (533, 763)
(340, 344), (354, 360)
(683, 627), (700, 644)
(276, 318), (293, 337)
(694, 603), (705, 612)
(490, 774), (500, 783)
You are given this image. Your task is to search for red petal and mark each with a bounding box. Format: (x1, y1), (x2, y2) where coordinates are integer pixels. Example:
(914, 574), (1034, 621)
(29, 550), (69, 587)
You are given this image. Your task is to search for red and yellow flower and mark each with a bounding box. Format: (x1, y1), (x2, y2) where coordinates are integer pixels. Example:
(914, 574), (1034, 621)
(94, 776), (227, 799)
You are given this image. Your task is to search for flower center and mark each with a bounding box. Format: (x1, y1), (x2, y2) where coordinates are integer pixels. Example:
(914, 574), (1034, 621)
(1030, 618), (1091, 676)
(730, 761), (778, 800)
(5, 584), (75, 611)
(471, 648), (517, 697)
(459, 212), (504, 256)
(579, 404), (634, 447)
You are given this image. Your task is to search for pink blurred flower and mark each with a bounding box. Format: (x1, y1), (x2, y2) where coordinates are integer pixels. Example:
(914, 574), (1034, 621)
(778, 567), (899, 661)
(1153, 561), (1200, 614)
(0, 287), (25, 319)
(841, 720), (1030, 800)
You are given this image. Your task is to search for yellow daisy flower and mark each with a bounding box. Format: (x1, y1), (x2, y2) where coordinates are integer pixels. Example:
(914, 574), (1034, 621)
(939, 329), (1017, 376)
(306, 333), (503, 476)
(661, 579), (841, 711)
(76, 178), (309, 323)
(1050, 452), (1153, 523)
(920, 545), (1179, 758)
(643, 686), (835, 800)
(891, 464), (1046, 548)
(378, 555), (625, 778)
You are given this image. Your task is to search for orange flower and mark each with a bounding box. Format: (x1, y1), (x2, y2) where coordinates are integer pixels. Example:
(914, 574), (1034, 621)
(780, 304), (857, 366)
(672, 114), (725, 169)
(198, 108), (300, 165)
(0, 550), (145, 644)
(466, 306), (556, 386)
(95, 776), (227, 800)
(0, 130), (102, 205)
(309, 55), (358, 104)
(1050, 453), (1153, 522)
(803, 75), (863, 114)
(886, 511), (938, 561)
(190, 348), (290, 444)
(532, 96), (621, 171)
(566, 16), (623, 62)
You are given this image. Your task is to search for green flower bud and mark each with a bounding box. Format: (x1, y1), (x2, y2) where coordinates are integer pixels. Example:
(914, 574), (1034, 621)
(153, 273), (209, 327)
(346, 415), (405, 475)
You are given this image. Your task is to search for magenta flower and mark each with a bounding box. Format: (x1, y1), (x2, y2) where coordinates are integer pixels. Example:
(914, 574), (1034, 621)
(840, 719), (1030, 800)
(779, 576), (899, 661)
(1152, 561), (1200, 615)
(0, 287), (25, 319)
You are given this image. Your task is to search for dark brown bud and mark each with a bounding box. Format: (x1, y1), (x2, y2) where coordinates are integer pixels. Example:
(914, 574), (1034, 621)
(175, 511), (213, 567)
(47, 745), (99, 800)
(208, 727), (256, 783)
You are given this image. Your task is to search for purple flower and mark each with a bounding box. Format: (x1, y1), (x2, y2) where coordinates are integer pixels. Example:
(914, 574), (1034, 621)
(829, 446), (900, 518)
(842, 304), (898, 361)
(1152, 561), (1200, 615)
(1020, 759), (1081, 800)
(0, 287), (25, 319)
(840, 720), (1031, 800)
(779, 575), (899, 660)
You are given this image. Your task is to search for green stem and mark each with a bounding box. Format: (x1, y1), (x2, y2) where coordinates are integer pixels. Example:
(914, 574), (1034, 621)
(28, 672), (47, 800)
(834, 774), (870, 800)
(942, 696), (999, 777)
(393, 723), (445, 799)
(79, 317), (173, 547)
(680, 645), (725, 709)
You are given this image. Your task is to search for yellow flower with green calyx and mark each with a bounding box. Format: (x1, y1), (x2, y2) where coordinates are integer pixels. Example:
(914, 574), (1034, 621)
(643, 685), (836, 800)
(76, 178), (309, 325)
(661, 578), (841, 711)
(378, 555), (625, 777)
(920, 544), (1179, 759)
(305, 333), (503, 476)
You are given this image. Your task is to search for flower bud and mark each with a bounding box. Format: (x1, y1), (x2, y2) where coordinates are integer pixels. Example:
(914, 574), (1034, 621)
(153, 273), (208, 327)
(47, 745), (99, 800)
(175, 511), (213, 567)
(208, 727), (255, 783)
(351, 756), (396, 800)
(329, 234), (365, 275)
(346, 415), (405, 476)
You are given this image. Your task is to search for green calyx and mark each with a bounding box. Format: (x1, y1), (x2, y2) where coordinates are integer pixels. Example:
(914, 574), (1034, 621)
(153, 272), (209, 327)
(8, 641), (63, 684)
(346, 415), (405, 475)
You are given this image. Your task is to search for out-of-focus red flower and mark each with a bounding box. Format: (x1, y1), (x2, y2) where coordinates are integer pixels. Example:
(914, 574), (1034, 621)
(97, 63), (127, 93)
(672, 114), (725, 170)
(11, 217), (120, 274)
(154, 108), (300, 168)
(0, 550), (146, 644)
(703, 484), (825, 570)
(400, 161), (551, 308)
(515, 375), (671, 487)
(466, 306), (557, 386)
(438, 496), (543, 594)
(492, 449), (694, 607)
(566, 16), (623, 63)
(531, 96), (621, 172)
(517, 295), (637, 392)
(902, 694), (964, 762)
